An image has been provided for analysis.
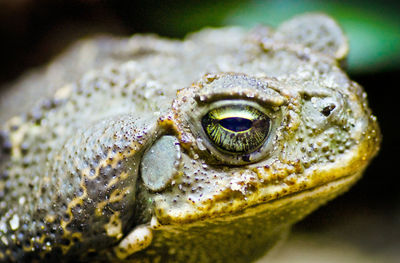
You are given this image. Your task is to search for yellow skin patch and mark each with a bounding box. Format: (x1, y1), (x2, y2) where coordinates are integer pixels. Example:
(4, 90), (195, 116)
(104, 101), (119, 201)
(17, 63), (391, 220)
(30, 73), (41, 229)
(96, 186), (132, 217)
(105, 212), (123, 239)
(114, 226), (153, 260)
(95, 170), (130, 216)
(60, 178), (88, 234)
(54, 137), (142, 254)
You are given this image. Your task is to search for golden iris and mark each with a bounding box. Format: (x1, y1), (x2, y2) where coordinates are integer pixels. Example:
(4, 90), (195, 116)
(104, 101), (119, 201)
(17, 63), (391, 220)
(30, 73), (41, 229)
(201, 105), (270, 153)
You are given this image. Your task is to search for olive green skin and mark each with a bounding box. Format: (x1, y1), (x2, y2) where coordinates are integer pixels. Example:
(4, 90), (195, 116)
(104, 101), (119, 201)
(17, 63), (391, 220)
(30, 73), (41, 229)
(0, 14), (380, 262)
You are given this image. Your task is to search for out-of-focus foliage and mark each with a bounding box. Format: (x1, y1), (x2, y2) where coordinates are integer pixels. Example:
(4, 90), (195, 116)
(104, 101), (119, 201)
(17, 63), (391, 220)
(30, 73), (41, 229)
(0, 0), (398, 80)
(224, 0), (400, 73)
(154, 0), (400, 74)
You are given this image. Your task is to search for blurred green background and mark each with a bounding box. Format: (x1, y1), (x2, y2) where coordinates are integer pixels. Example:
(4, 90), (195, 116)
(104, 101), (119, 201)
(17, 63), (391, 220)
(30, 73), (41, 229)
(228, 0), (400, 73)
(126, 0), (400, 74)
(0, 0), (399, 262)
(1, 0), (399, 80)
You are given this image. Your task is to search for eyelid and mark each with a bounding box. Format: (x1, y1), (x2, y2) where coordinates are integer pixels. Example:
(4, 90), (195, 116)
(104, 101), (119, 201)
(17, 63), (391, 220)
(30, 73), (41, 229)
(195, 88), (287, 108)
(212, 108), (256, 120)
(207, 104), (264, 121)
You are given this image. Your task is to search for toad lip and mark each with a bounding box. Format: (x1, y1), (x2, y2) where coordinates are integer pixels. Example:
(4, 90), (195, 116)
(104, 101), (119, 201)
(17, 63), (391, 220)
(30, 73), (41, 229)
(241, 171), (362, 222)
(152, 170), (362, 228)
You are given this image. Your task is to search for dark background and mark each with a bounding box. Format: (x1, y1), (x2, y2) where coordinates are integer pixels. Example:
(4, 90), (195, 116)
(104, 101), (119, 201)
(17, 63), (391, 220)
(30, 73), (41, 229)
(0, 0), (398, 260)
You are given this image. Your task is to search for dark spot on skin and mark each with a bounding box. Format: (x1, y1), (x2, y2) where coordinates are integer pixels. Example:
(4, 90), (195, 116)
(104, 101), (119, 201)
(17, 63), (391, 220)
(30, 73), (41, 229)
(21, 143), (29, 155)
(10, 125), (19, 131)
(63, 213), (70, 222)
(50, 227), (57, 234)
(24, 251), (41, 262)
(242, 155), (251, 162)
(0, 131), (5, 144)
(76, 223), (84, 232)
(0, 171), (9, 180)
(29, 108), (44, 124)
(75, 187), (84, 197)
(0, 131), (12, 154)
(61, 238), (71, 246)
(302, 93), (311, 101)
(23, 239), (31, 247)
(41, 99), (53, 110)
(321, 104), (336, 116)
(298, 53), (310, 61)
(22, 157), (31, 168)
(87, 251), (98, 258)
(44, 252), (52, 260)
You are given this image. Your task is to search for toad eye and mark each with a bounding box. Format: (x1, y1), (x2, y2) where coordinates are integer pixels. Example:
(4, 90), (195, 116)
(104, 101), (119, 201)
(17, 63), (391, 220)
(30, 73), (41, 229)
(201, 105), (271, 153)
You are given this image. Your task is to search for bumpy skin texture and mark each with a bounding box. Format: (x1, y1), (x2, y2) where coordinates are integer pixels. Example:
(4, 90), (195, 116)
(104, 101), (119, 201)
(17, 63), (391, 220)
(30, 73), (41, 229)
(0, 14), (380, 262)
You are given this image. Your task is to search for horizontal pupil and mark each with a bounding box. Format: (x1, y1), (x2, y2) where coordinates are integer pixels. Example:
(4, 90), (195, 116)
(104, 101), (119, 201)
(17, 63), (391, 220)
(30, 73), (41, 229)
(219, 117), (253, 132)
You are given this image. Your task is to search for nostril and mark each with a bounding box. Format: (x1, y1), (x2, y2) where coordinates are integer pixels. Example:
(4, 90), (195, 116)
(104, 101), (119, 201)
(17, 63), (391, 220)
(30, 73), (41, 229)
(321, 104), (336, 116)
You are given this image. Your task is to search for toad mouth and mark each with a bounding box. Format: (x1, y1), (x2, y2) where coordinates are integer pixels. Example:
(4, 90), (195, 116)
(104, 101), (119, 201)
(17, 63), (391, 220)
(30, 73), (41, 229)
(230, 172), (361, 220)
(152, 171), (362, 226)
